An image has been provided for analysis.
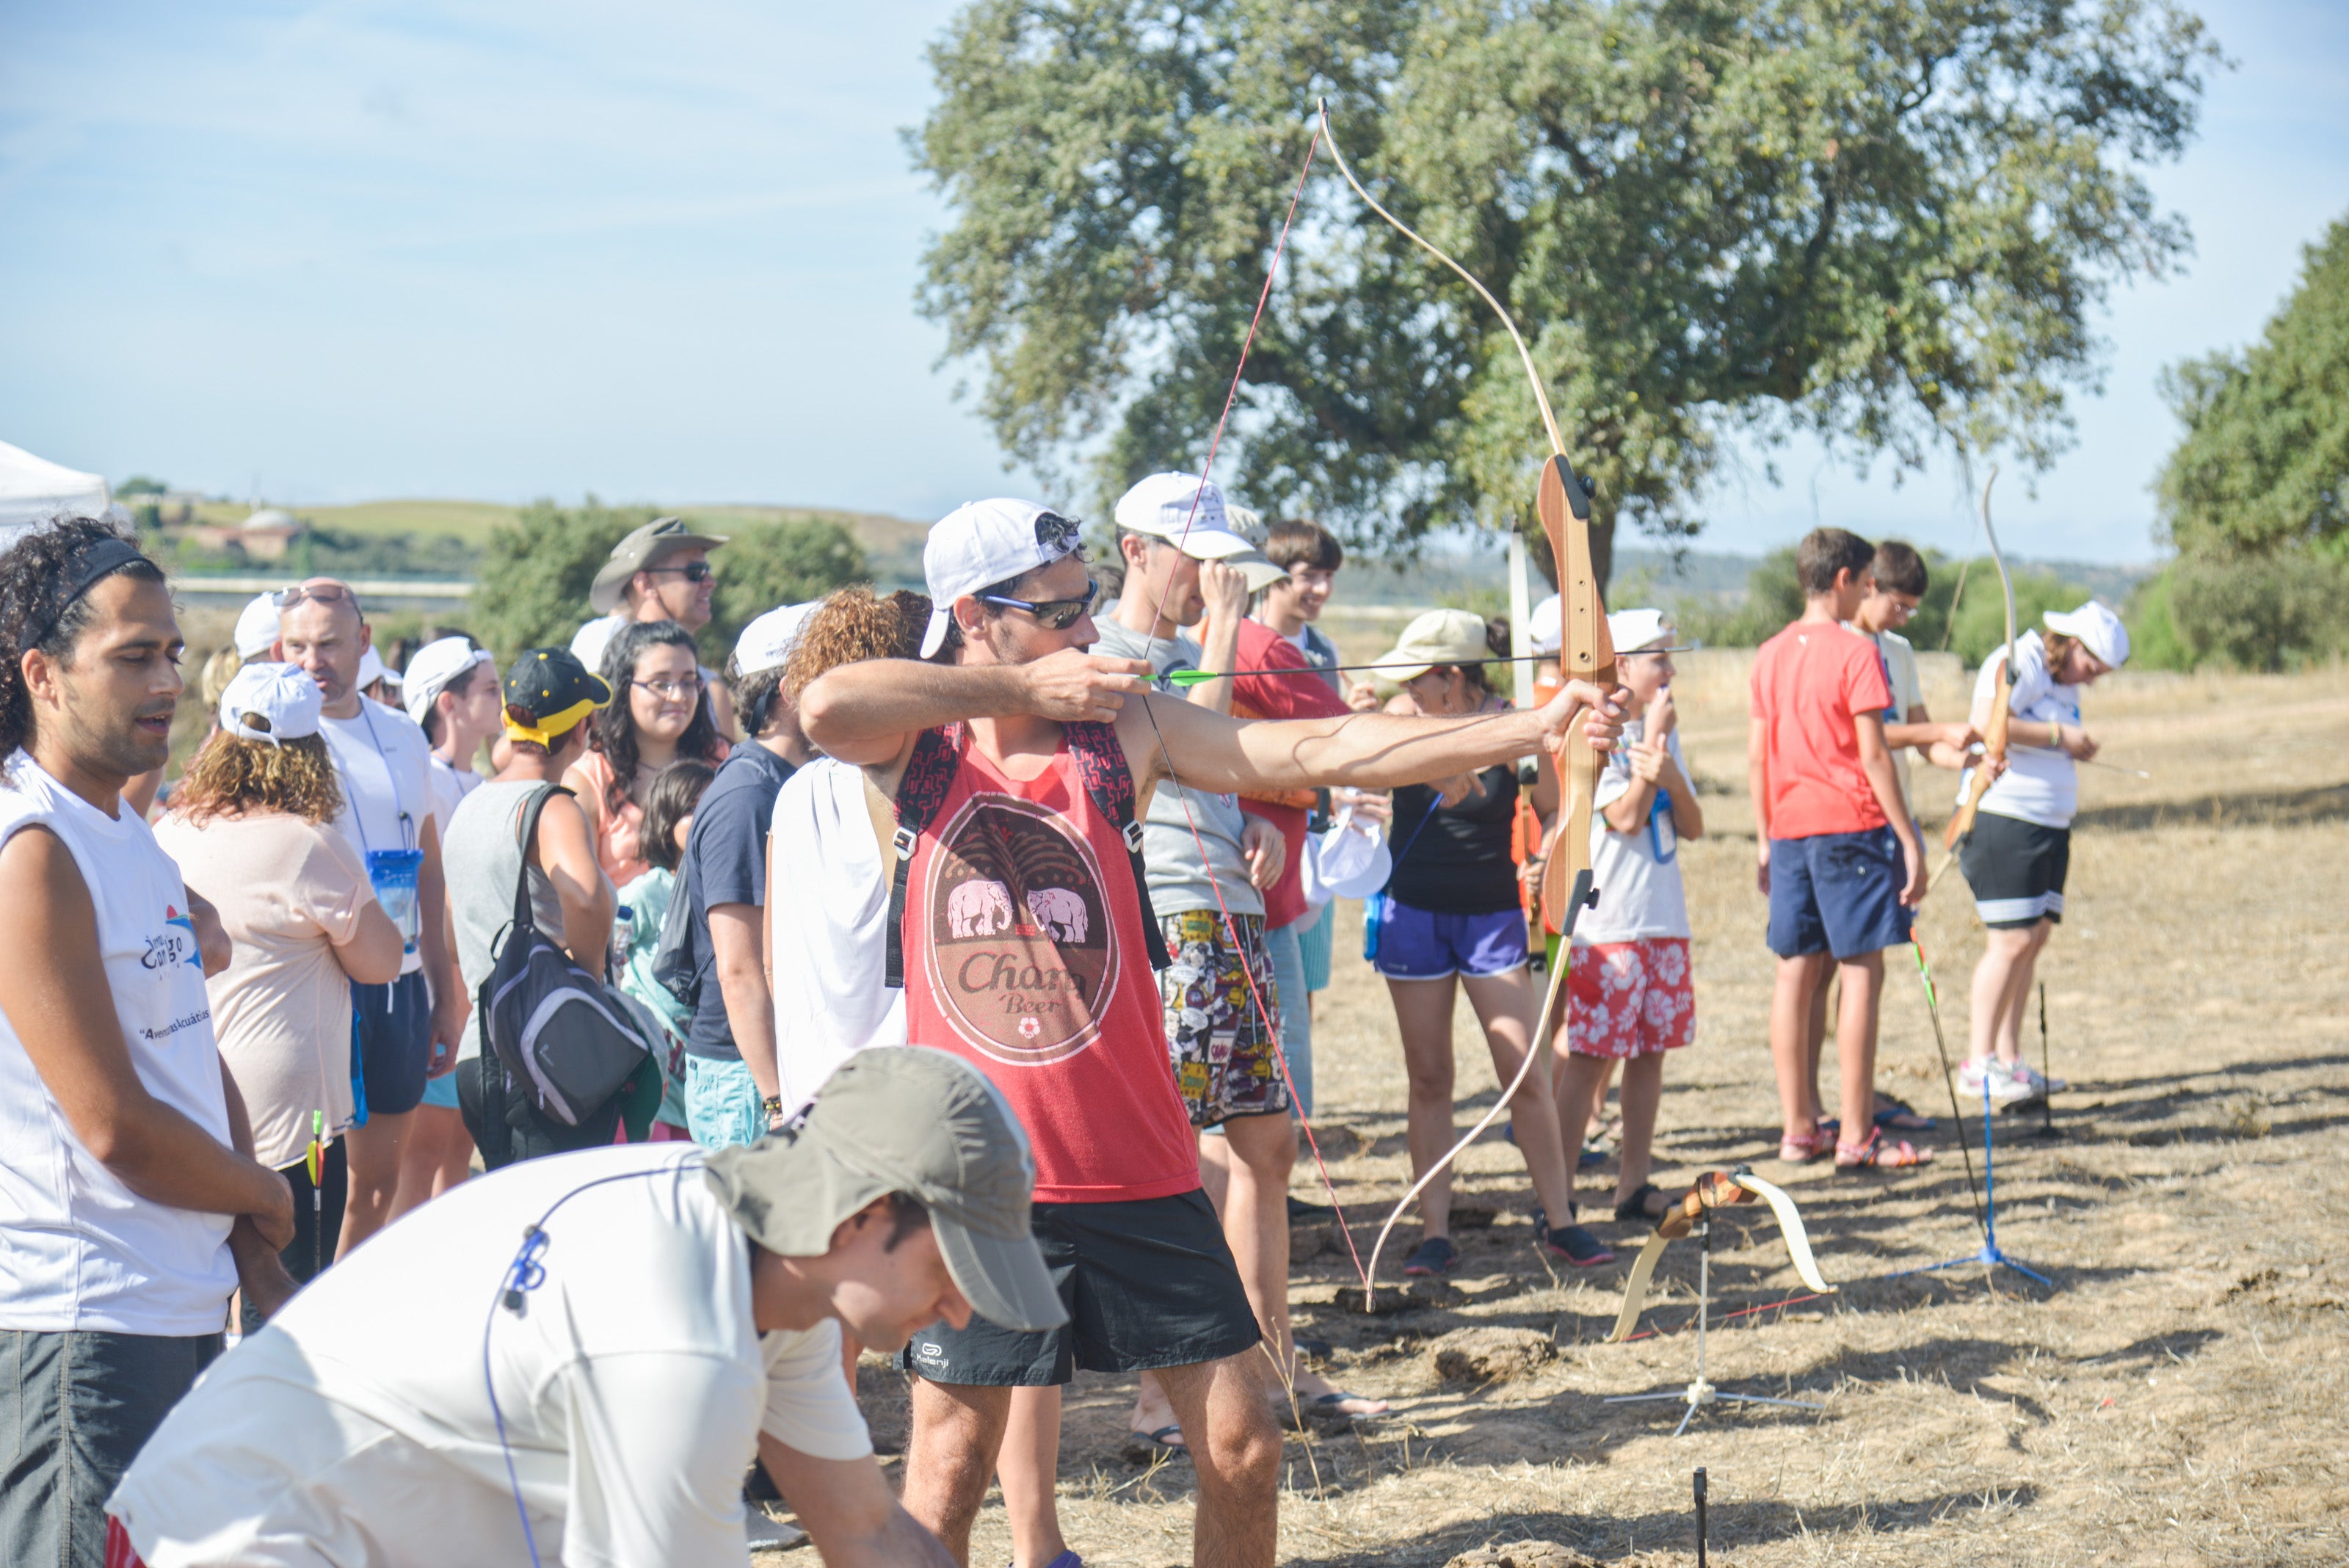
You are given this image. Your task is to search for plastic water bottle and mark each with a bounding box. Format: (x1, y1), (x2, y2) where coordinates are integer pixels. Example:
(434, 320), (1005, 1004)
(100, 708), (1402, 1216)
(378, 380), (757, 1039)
(611, 904), (634, 970)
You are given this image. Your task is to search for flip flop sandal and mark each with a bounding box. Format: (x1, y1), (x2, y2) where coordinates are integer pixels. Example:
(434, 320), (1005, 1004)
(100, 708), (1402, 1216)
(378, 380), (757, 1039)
(1307, 1390), (1390, 1417)
(1403, 1236), (1459, 1276)
(1779, 1128), (1834, 1163)
(1125, 1423), (1186, 1455)
(1873, 1097), (1937, 1133)
(1837, 1129), (1935, 1169)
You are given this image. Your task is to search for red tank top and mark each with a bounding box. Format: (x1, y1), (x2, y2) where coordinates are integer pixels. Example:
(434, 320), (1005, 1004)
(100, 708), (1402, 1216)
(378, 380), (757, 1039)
(903, 730), (1199, 1203)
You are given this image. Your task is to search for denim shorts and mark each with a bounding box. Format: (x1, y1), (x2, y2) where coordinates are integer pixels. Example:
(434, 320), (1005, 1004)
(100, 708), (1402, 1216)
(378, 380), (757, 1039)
(683, 1055), (767, 1149)
(1766, 826), (1913, 960)
(1368, 898), (1529, 980)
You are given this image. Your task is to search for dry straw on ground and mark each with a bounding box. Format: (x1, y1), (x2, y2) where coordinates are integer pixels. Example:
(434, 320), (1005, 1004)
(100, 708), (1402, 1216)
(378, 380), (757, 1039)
(783, 662), (2349, 1567)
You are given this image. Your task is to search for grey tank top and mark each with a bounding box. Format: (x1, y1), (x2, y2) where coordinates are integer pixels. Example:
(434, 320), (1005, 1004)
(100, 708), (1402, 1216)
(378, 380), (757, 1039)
(443, 780), (569, 1061)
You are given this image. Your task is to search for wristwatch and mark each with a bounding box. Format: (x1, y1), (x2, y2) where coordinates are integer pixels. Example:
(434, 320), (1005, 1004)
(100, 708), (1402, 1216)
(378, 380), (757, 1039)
(762, 1095), (784, 1118)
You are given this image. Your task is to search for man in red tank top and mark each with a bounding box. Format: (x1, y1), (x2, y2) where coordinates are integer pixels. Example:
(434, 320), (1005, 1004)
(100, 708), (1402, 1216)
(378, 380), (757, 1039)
(803, 498), (1624, 1568)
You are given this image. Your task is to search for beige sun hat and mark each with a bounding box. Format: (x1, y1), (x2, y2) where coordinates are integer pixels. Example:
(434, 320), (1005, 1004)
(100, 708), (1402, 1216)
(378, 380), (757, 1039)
(1370, 607), (1492, 684)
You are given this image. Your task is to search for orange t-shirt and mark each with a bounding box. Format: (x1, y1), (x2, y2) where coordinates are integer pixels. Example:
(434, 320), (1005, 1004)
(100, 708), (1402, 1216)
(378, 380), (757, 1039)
(1749, 619), (1895, 840)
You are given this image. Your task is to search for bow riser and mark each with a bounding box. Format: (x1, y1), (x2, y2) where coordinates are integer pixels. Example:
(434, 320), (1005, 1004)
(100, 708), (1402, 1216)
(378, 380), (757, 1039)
(1537, 455), (1616, 998)
(1942, 468), (2015, 854)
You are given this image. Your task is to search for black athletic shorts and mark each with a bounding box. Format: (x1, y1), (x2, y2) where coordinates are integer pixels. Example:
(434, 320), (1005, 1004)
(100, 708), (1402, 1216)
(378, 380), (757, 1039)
(1958, 812), (2069, 929)
(353, 971), (432, 1117)
(898, 1188), (1259, 1386)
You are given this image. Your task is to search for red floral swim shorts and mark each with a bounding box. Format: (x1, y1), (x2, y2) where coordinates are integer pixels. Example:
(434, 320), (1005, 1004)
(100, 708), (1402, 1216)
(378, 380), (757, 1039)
(1562, 937), (1695, 1059)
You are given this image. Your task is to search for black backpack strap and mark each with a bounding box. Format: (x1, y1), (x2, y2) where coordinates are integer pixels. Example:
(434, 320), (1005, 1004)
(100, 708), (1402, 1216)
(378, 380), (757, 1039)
(511, 783), (569, 935)
(1064, 719), (1172, 973)
(883, 725), (964, 990)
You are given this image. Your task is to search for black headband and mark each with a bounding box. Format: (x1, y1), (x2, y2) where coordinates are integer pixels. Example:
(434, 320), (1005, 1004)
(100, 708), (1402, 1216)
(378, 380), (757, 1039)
(23, 537), (148, 653)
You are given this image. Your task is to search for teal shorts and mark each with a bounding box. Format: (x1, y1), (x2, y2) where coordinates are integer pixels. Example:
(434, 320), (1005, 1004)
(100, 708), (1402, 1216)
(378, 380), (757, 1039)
(683, 1055), (766, 1149)
(418, 1070), (461, 1110)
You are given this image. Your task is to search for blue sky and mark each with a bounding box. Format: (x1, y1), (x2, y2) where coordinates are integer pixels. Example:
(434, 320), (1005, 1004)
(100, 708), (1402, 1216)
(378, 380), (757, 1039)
(2, 1), (2343, 565)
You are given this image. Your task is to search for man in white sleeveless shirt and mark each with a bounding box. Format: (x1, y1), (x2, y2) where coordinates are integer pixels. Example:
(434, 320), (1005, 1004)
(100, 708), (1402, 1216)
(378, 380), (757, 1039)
(0, 519), (298, 1568)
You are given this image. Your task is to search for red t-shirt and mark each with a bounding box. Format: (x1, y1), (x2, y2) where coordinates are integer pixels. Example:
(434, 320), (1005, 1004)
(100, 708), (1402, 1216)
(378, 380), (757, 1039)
(1232, 620), (1353, 929)
(1749, 619), (1895, 840)
(902, 730), (1199, 1204)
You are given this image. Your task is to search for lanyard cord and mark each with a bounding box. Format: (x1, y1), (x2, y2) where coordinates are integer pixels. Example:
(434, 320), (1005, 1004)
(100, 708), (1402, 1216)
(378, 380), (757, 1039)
(351, 701), (415, 855)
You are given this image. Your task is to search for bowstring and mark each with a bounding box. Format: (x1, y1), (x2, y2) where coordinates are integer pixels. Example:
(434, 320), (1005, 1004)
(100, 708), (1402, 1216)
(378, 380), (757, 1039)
(1125, 121), (1373, 1296)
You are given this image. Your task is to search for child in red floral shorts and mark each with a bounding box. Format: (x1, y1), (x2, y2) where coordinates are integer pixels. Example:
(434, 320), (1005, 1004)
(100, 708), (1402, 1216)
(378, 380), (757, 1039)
(1553, 609), (1704, 1225)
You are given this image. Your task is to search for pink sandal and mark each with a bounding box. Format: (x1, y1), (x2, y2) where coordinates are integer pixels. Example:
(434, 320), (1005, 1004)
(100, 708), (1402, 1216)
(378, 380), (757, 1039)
(1779, 1126), (1834, 1164)
(1836, 1128), (1934, 1169)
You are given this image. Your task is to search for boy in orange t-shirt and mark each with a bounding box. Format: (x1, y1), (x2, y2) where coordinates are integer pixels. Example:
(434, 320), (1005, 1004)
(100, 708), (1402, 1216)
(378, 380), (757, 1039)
(1747, 529), (1933, 1170)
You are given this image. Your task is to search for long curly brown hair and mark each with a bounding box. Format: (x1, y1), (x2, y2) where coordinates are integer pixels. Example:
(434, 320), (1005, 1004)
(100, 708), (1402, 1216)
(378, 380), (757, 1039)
(784, 586), (932, 700)
(172, 731), (345, 826)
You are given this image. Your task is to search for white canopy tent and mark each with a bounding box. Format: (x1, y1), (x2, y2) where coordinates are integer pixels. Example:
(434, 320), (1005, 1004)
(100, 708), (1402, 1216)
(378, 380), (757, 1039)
(0, 440), (118, 546)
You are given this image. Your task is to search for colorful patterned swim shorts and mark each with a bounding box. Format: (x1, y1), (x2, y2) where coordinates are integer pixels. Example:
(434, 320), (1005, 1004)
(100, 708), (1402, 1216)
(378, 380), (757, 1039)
(1158, 910), (1289, 1128)
(1563, 936), (1696, 1060)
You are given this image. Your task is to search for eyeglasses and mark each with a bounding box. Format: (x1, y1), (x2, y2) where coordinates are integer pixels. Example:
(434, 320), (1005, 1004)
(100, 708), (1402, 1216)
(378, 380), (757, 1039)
(643, 562), (715, 584)
(631, 675), (705, 700)
(980, 579), (1099, 631)
(277, 581), (366, 617)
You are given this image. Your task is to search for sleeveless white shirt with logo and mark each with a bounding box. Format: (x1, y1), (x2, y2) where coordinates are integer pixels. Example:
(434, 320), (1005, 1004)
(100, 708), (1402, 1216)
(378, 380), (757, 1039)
(0, 752), (236, 1334)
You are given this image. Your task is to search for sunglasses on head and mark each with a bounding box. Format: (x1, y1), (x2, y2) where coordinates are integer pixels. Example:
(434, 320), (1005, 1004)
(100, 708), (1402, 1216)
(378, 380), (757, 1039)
(643, 561), (715, 584)
(277, 581), (366, 617)
(980, 578), (1099, 631)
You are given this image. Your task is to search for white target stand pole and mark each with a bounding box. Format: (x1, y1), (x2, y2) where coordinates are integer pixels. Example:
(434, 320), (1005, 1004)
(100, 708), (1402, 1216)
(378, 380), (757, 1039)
(1605, 1214), (1823, 1437)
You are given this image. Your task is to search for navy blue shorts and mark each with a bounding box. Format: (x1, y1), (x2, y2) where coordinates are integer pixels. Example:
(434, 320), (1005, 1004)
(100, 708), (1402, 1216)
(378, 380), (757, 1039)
(1766, 827), (1912, 960)
(352, 972), (431, 1118)
(1368, 899), (1529, 980)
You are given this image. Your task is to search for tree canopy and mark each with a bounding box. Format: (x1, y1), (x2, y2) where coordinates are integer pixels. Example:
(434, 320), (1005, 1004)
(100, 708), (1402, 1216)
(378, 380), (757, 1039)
(915, 0), (2215, 584)
(2156, 211), (2349, 559)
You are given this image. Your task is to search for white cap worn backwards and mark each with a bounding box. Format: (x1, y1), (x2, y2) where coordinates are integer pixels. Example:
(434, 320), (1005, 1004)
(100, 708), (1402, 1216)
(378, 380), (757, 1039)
(219, 661), (324, 747)
(734, 602), (818, 678)
(402, 636), (494, 730)
(2042, 601), (2130, 670)
(920, 499), (1085, 658)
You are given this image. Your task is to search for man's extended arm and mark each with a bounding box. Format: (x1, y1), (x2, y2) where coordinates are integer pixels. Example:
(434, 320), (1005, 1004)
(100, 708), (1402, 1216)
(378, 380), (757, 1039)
(1119, 680), (1620, 798)
(799, 650), (1151, 766)
(0, 829), (293, 1246)
(760, 1437), (956, 1568)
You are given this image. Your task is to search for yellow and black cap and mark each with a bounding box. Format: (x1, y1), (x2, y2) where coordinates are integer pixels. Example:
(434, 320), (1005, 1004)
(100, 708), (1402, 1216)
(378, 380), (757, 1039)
(502, 647), (613, 747)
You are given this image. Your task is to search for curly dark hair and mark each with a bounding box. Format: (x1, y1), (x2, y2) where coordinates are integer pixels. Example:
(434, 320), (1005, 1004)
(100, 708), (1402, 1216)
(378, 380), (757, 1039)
(0, 518), (169, 767)
(170, 731), (345, 826)
(641, 758), (716, 874)
(782, 586), (930, 700)
(588, 620), (723, 816)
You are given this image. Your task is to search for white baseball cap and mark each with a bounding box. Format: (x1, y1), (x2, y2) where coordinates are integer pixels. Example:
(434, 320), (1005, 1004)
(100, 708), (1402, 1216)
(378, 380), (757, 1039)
(1113, 473), (1288, 592)
(356, 647), (393, 691)
(920, 499), (1086, 658)
(2043, 601), (2130, 669)
(734, 602), (818, 678)
(219, 661), (323, 746)
(402, 636), (494, 728)
(1528, 594), (1562, 656)
(233, 592), (282, 659)
(569, 614), (623, 675)
(1606, 608), (1674, 656)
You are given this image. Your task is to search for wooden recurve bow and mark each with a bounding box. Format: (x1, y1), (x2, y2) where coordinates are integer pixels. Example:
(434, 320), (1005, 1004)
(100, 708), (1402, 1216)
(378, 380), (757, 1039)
(1932, 466), (2016, 891)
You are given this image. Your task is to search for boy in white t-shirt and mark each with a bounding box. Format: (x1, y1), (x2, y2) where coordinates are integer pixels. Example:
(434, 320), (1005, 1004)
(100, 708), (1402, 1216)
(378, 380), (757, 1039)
(1553, 610), (1704, 1224)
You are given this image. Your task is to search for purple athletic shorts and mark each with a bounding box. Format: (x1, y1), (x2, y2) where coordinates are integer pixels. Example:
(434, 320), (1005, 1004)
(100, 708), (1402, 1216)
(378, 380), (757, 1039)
(1367, 898), (1529, 981)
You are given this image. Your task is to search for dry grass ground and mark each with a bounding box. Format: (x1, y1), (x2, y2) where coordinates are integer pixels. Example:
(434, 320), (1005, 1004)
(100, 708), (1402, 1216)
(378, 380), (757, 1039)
(818, 658), (2349, 1565)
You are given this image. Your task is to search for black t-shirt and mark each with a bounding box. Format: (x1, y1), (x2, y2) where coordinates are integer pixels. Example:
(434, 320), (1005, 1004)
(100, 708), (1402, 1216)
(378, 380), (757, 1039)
(682, 742), (796, 1061)
(1386, 761), (1522, 915)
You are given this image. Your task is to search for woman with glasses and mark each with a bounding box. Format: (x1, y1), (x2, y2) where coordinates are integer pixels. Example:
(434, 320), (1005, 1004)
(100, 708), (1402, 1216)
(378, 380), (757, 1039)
(567, 620), (729, 890)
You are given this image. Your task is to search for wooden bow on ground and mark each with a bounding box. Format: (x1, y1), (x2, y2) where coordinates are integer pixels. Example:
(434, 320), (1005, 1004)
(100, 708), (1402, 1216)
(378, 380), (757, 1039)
(1606, 1167), (1835, 1343)
(1931, 467), (2016, 892)
(1319, 101), (1617, 1306)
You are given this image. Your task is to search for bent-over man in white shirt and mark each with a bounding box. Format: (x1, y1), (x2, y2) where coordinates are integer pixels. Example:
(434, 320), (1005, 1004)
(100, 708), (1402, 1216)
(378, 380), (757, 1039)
(109, 1048), (1067, 1568)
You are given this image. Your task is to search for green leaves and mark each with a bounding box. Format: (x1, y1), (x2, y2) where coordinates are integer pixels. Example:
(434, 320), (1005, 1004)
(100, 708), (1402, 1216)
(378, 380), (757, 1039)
(915, 0), (2214, 583)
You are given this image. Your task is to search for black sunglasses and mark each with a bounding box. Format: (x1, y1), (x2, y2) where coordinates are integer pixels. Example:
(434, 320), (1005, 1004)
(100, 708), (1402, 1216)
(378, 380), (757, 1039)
(643, 561), (715, 584)
(980, 579), (1100, 631)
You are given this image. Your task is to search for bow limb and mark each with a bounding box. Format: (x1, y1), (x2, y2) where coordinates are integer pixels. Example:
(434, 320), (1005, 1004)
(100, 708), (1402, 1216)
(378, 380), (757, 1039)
(1936, 468), (2015, 881)
(1730, 1172), (1837, 1296)
(1607, 1233), (1673, 1343)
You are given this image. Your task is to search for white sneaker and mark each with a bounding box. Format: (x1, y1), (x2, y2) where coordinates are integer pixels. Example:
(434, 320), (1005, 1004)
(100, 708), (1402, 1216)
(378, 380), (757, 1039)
(1956, 1058), (2036, 1105)
(2012, 1061), (2067, 1095)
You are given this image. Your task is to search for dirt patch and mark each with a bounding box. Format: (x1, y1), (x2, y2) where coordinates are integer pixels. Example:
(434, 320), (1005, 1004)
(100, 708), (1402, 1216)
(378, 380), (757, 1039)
(1430, 1328), (1557, 1387)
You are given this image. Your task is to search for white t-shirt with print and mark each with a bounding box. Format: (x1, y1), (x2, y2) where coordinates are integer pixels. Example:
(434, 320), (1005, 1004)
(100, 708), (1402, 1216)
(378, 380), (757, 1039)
(318, 697), (438, 976)
(0, 753), (236, 1335)
(1578, 722), (1692, 945)
(1958, 630), (2081, 829)
(110, 1144), (871, 1568)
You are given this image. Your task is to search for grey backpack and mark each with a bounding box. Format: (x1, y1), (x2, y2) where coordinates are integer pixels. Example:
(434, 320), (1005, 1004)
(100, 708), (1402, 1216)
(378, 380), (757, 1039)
(479, 786), (650, 1127)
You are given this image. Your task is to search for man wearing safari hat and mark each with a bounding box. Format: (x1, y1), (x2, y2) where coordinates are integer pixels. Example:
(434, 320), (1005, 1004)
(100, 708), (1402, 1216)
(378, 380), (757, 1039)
(799, 497), (1625, 1568)
(573, 516), (741, 733)
(1956, 599), (2130, 1106)
(107, 1048), (1056, 1568)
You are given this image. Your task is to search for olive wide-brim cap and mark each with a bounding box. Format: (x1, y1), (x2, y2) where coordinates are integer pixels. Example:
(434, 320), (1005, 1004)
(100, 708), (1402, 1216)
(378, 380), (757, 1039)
(702, 1048), (1066, 1335)
(588, 516), (730, 611)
